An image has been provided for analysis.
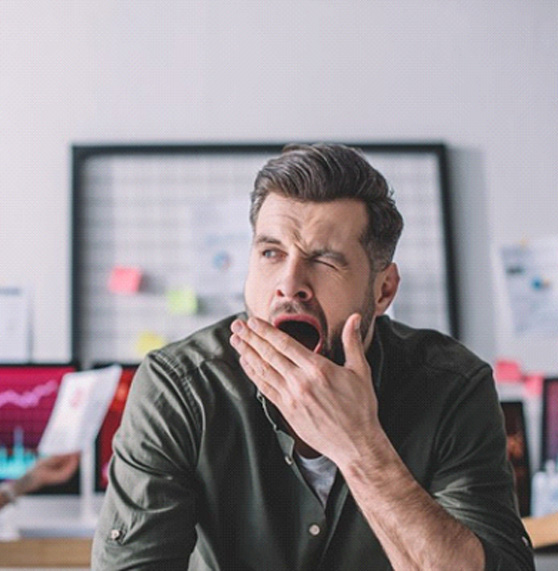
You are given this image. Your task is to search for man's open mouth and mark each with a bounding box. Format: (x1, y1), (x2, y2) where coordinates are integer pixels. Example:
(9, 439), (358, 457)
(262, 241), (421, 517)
(273, 315), (323, 353)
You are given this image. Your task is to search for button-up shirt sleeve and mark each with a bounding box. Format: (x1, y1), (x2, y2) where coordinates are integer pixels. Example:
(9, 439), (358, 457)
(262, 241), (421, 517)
(91, 352), (201, 570)
(429, 364), (534, 570)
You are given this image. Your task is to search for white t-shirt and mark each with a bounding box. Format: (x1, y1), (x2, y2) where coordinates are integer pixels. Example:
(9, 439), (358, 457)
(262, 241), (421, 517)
(296, 453), (337, 507)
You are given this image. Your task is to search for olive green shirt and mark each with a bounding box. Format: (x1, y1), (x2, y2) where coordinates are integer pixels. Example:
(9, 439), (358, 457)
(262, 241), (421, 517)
(92, 315), (534, 570)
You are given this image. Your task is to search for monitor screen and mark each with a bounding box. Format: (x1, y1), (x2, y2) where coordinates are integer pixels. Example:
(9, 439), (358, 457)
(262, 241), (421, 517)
(0, 363), (80, 494)
(500, 400), (531, 517)
(95, 364), (138, 491)
(541, 377), (558, 467)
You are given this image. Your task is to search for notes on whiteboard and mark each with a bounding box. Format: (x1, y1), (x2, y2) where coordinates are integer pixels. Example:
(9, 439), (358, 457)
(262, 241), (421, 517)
(500, 236), (558, 335)
(0, 287), (31, 363)
(135, 331), (167, 357)
(108, 266), (142, 294)
(38, 365), (121, 455)
(191, 198), (251, 306)
(166, 287), (198, 315)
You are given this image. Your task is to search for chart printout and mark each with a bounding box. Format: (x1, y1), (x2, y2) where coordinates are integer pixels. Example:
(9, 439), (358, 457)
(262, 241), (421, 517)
(39, 365), (121, 456)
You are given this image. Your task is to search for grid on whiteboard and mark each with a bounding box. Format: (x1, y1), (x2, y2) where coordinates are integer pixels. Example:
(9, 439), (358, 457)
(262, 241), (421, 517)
(73, 145), (455, 367)
(366, 153), (449, 334)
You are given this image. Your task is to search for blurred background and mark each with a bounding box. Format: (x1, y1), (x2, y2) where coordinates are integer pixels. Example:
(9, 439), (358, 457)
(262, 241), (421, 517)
(1, 0), (556, 373)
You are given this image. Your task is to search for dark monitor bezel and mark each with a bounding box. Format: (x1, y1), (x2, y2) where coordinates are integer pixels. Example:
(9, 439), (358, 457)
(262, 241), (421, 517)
(541, 377), (558, 469)
(500, 399), (531, 517)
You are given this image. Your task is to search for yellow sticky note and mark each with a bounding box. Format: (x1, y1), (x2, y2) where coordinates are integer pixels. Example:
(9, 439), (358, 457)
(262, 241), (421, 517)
(167, 288), (198, 315)
(135, 331), (167, 357)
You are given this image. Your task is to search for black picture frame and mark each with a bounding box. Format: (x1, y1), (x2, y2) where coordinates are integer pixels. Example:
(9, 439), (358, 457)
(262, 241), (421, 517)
(71, 142), (457, 366)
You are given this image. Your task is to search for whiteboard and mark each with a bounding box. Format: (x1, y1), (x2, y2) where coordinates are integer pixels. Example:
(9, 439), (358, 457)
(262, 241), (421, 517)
(72, 144), (457, 367)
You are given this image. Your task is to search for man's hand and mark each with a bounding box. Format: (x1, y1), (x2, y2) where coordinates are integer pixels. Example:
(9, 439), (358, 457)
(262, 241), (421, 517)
(230, 313), (380, 465)
(13, 453), (80, 496)
(31, 453), (81, 488)
(231, 313), (487, 569)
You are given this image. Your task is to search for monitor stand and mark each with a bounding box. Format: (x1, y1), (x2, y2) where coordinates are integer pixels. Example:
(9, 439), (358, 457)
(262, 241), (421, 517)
(5, 445), (103, 538)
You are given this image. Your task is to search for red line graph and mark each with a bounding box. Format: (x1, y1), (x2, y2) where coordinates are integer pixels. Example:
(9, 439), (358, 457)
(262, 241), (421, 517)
(0, 379), (58, 409)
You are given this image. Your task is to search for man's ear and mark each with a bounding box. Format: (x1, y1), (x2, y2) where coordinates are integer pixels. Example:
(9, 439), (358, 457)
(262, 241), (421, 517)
(374, 263), (400, 315)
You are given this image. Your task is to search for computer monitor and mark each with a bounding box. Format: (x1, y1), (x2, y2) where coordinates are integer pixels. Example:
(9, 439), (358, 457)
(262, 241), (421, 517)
(94, 364), (138, 491)
(500, 400), (531, 517)
(541, 377), (558, 467)
(0, 363), (80, 494)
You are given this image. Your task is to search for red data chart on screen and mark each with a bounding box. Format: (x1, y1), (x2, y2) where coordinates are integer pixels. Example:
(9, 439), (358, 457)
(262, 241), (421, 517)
(97, 366), (137, 490)
(0, 366), (75, 449)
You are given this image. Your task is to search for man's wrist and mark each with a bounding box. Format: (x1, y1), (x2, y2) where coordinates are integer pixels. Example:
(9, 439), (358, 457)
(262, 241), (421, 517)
(12, 471), (36, 496)
(335, 425), (395, 476)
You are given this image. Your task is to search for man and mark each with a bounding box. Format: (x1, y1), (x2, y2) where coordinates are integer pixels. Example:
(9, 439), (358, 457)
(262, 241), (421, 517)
(92, 143), (534, 569)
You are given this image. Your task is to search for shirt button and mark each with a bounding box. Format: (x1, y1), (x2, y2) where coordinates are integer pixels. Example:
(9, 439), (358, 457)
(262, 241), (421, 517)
(309, 524), (321, 536)
(110, 529), (122, 540)
(285, 455), (293, 465)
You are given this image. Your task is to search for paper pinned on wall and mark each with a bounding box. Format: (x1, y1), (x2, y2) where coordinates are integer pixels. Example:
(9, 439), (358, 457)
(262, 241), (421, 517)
(108, 266), (143, 294)
(135, 331), (167, 357)
(38, 365), (122, 456)
(191, 198), (252, 303)
(166, 287), (198, 315)
(500, 236), (558, 335)
(0, 287), (31, 363)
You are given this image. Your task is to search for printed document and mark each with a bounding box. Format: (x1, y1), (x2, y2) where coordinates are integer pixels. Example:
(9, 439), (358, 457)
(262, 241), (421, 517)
(38, 365), (122, 455)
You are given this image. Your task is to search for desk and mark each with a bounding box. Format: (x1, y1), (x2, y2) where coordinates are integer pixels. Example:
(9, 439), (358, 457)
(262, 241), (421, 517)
(1, 538), (558, 569)
(0, 537), (91, 568)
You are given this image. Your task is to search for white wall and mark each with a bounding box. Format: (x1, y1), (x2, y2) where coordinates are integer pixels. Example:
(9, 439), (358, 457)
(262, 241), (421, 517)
(1, 0), (557, 372)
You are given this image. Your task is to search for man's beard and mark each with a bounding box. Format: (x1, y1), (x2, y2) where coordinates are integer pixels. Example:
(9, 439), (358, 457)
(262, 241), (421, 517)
(244, 288), (375, 366)
(325, 296), (375, 365)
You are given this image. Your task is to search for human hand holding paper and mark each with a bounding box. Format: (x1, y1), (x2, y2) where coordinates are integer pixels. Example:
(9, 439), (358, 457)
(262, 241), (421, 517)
(38, 365), (122, 456)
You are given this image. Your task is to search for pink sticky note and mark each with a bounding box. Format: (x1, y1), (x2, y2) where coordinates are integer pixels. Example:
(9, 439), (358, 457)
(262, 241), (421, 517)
(108, 266), (142, 294)
(494, 359), (522, 383)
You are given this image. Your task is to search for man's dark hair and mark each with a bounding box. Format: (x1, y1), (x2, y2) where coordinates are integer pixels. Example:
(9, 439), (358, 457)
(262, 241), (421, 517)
(250, 143), (404, 271)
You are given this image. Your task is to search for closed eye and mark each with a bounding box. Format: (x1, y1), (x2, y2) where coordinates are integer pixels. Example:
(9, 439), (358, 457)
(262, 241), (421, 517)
(309, 249), (348, 270)
(314, 258), (337, 269)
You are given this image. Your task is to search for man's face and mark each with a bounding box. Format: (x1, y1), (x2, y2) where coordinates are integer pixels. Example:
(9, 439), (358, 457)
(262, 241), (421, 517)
(244, 193), (378, 364)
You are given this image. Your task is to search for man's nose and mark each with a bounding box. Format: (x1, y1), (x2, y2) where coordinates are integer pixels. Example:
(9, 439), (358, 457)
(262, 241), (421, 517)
(276, 259), (313, 301)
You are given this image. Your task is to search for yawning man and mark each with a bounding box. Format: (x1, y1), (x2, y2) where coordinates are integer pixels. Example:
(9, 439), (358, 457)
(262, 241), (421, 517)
(93, 143), (534, 570)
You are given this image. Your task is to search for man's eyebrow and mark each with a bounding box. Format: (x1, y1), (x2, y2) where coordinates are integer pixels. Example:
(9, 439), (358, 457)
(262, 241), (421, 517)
(253, 234), (283, 246)
(310, 248), (349, 267)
